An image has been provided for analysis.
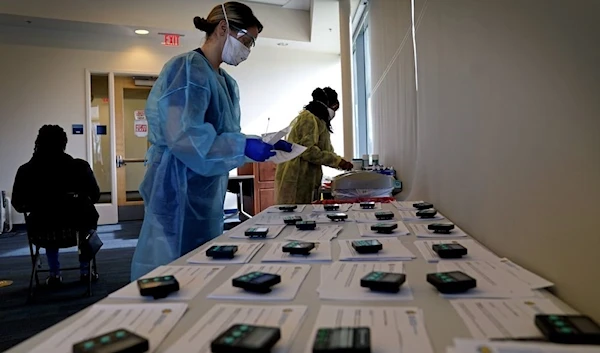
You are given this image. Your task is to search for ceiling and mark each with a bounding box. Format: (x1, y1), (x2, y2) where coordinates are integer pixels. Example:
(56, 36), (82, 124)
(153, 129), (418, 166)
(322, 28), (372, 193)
(0, 0), (340, 54)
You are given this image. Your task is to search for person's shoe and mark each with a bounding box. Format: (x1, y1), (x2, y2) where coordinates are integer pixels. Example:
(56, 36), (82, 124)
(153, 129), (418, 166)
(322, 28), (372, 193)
(45, 275), (63, 287)
(80, 271), (99, 283)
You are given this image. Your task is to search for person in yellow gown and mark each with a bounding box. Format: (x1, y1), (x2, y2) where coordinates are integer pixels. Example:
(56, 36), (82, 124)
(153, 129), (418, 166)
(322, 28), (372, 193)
(275, 87), (353, 204)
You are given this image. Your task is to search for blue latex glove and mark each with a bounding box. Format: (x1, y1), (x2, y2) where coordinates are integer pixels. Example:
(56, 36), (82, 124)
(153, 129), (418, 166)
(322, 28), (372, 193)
(274, 140), (293, 153)
(245, 138), (276, 162)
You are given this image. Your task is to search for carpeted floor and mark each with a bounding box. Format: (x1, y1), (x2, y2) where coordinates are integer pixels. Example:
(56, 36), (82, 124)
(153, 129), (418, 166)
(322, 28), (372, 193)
(0, 247), (136, 352)
(0, 221), (142, 352)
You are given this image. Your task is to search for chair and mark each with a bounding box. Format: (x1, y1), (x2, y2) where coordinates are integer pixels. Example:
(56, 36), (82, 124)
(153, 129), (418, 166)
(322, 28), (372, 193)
(25, 193), (100, 301)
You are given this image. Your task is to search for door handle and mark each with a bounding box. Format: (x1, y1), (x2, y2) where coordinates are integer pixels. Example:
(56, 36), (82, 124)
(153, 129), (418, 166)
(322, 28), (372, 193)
(116, 155), (145, 168)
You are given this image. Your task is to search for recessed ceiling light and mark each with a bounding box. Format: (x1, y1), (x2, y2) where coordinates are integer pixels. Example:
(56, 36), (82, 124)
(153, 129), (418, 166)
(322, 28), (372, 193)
(277, 42), (288, 46)
(135, 29), (150, 35)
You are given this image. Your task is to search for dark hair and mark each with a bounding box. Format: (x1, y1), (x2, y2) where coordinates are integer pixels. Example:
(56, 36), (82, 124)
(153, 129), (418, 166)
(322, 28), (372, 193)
(34, 125), (67, 155)
(304, 87), (338, 133)
(194, 1), (263, 37)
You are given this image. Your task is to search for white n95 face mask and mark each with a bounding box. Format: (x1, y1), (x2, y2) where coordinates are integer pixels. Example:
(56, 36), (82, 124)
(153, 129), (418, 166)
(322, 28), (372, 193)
(327, 107), (335, 120)
(221, 4), (251, 66)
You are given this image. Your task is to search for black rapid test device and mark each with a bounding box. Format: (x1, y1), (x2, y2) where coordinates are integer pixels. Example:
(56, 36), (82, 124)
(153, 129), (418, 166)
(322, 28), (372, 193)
(137, 275), (180, 299)
(324, 204), (340, 211)
(327, 213), (348, 222)
(352, 240), (383, 254)
(245, 227), (269, 238)
(370, 223), (398, 234)
(534, 314), (600, 345)
(282, 241), (315, 255)
(413, 202), (433, 210)
(211, 324), (281, 353)
(232, 271), (281, 293)
(312, 327), (371, 353)
(283, 216), (303, 225)
(428, 223), (455, 234)
(416, 209), (437, 219)
(360, 271), (406, 293)
(296, 220), (317, 230)
(360, 202), (376, 209)
(374, 211), (394, 220)
(206, 245), (238, 259)
(432, 243), (467, 259)
(426, 271), (476, 294)
(278, 205), (297, 212)
(72, 329), (149, 353)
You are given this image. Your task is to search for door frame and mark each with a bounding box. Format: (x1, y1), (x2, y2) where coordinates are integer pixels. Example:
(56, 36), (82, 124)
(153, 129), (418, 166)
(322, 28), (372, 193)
(85, 69), (158, 225)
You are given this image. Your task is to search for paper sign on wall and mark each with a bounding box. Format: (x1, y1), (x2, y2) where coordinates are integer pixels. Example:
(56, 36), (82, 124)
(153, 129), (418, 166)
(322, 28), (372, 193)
(134, 110), (146, 120)
(90, 106), (100, 120)
(134, 120), (148, 137)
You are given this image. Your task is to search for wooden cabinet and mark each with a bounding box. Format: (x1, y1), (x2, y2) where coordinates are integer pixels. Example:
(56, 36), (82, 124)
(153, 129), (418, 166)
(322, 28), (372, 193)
(254, 162), (277, 212)
(237, 162), (277, 214)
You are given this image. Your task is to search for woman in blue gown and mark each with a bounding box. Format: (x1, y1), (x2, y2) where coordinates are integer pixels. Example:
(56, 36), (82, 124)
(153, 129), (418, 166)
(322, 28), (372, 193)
(131, 2), (291, 280)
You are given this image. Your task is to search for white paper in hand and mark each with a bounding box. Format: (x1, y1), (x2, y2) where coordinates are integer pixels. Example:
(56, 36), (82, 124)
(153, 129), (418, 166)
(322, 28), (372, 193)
(30, 303), (187, 353)
(318, 262), (413, 301)
(267, 144), (307, 164)
(208, 263), (310, 301)
(339, 238), (416, 261)
(187, 243), (263, 264)
(164, 304), (307, 353)
(358, 222), (410, 237)
(109, 265), (224, 301)
(262, 242), (332, 263)
(285, 225), (342, 242)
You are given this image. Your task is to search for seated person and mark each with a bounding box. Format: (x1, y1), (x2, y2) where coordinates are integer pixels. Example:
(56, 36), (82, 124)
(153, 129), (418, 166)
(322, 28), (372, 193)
(12, 125), (101, 286)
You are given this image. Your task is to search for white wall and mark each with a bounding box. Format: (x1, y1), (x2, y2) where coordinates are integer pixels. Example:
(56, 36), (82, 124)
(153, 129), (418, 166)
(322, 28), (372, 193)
(0, 24), (343, 224)
(368, 0), (600, 321)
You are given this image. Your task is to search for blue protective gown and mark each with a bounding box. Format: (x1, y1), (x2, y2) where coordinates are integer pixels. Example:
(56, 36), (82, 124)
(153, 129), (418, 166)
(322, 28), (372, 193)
(130, 49), (247, 280)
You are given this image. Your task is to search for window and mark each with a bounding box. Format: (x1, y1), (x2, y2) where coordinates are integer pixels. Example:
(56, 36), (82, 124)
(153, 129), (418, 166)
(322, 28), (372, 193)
(352, 7), (372, 158)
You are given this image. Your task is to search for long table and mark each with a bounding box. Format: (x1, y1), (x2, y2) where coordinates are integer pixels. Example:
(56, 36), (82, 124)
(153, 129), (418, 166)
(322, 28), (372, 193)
(8, 203), (575, 353)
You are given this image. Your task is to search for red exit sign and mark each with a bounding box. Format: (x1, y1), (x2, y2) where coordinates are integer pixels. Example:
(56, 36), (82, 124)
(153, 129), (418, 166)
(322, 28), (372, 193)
(163, 34), (180, 47)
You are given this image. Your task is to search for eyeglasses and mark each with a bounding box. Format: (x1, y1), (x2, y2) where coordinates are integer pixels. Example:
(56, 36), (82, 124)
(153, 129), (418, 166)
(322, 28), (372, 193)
(230, 25), (256, 48)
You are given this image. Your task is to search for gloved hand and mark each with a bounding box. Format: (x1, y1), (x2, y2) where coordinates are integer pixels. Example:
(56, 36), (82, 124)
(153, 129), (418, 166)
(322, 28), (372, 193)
(338, 159), (354, 171)
(274, 140), (293, 153)
(245, 138), (276, 162)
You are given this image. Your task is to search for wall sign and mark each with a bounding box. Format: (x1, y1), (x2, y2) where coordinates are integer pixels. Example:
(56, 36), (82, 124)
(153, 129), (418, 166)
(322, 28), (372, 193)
(134, 110), (146, 120)
(96, 125), (107, 135)
(72, 124), (84, 135)
(163, 34), (180, 47)
(134, 119), (148, 138)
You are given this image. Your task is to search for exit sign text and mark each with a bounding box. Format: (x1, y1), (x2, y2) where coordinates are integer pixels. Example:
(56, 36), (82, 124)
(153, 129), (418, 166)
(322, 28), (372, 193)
(163, 34), (180, 47)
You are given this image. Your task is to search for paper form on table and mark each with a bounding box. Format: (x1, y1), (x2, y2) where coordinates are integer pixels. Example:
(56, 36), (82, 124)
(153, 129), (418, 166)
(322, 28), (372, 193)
(207, 263), (310, 301)
(30, 303), (187, 353)
(109, 265), (223, 301)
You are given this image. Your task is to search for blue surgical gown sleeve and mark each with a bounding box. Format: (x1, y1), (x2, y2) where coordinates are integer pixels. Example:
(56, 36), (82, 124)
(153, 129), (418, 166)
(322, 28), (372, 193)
(157, 61), (247, 177)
